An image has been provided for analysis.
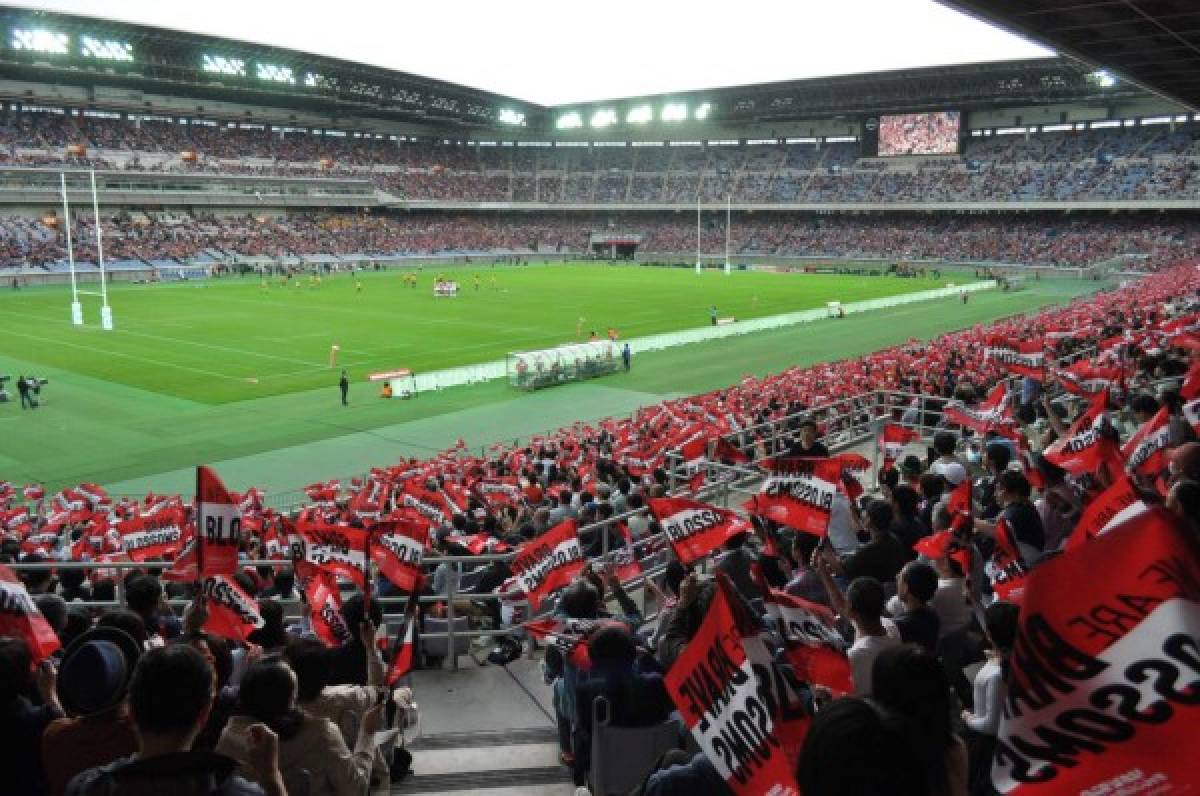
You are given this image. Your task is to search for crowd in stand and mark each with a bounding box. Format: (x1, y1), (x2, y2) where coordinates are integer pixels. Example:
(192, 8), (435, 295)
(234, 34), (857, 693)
(3, 260), (1199, 794)
(3, 211), (1199, 271)
(3, 110), (1200, 203)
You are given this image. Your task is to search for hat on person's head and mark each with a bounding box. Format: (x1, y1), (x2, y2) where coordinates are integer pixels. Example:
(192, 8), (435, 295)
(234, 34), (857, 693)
(899, 455), (923, 477)
(57, 626), (142, 717)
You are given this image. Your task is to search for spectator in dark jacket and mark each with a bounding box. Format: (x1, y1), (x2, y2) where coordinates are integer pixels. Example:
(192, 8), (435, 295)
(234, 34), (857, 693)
(1, 636), (63, 796)
(571, 625), (674, 787)
(66, 645), (283, 795)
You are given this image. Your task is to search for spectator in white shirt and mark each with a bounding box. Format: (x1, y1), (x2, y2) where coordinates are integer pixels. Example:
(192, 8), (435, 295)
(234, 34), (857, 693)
(962, 601), (1019, 795)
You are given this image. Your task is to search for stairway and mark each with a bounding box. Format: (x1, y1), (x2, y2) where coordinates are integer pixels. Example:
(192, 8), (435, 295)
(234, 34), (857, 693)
(390, 657), (575, 795)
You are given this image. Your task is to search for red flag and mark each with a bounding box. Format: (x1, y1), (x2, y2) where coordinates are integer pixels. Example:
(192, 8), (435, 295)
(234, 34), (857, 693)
(992, 508), (1200, 794)
(1043, 392), (1122, 476)
(761, 588), (853, 696)
(1064, 476), (1149, 551)
(648, 496), (752, 565)
(987, 518), (1029, 603)
(879, 423), (921, 469)
(294, 518), (370, 588)
(510, 519), (584, 609)
(743, 457), (842, 537)
(197, 466), (241, 578)
(370, 520), (428, 592)
(1182, 363), (1199, 401)
(116, 507), (187, 562)
(522, 615), (602, 670)
(713, 436), (750, 464)
(162, 534), (199, 582)
(295, 562), (352, 647)
(664, 577), (803, 796)
(1121, 406), (1171, 482)
(986, 336), (1046, 381)
(386, 594), (419, 686)
(201, 574), (264, 643)
(0, 564), (61, 662)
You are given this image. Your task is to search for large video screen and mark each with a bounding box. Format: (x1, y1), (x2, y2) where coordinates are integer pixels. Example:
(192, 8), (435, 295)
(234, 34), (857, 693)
(878, 111), (960, 156)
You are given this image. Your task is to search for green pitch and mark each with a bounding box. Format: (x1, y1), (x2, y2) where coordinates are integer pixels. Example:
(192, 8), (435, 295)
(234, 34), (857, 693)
(0, 264), (967, 404)
(0, 266), (1102, 495)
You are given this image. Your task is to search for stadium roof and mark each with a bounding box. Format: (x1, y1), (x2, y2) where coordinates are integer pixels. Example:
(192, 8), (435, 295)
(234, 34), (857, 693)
(0, 5), (1159, 132)
(941, 0), (1200, 110)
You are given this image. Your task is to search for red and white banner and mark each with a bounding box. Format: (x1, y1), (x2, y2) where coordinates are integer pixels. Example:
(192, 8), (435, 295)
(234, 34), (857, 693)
(510, 519), (584, 609)
(117, 508), (187, 562)
(0, 563), (61, 662)
(880, 424), (921, 468)
(761, 587), (853, 696)
(1064, 475), (1149, 551)
(1043, 393), (1122, 477)
(201, 573), (264, 643)
(743, 457), (842, 537)
(386, 594), (419, 686)
(648, 496), (752, 565)
(1121, 406), (1171, 483)
(664, 578), (803, 796)
(294, 519), (370, 588)
(992, 508), (1200, 794)
(986, 336), (1046, 380)
(1055, 363), (1124, 398)
(987, 517), (1029, 603)
(197, 466), (241, 578)
(370, 520), (428, 592)
(296, 562), (352, 647)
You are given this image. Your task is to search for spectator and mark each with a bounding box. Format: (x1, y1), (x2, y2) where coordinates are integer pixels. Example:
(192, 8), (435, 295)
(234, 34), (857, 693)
(570, 624), (673, 788)
(963, 601), (1019, 795)
(216, 657), (380, 796)
(66, 644), (282, 795)
(1, 636), (63, 796)
(872, 644), (968, 796)
(796, 697), (925, 796)
(814, 572), (900, 698)
(42, 626), (143, 796)
(887, 561), (941, 652)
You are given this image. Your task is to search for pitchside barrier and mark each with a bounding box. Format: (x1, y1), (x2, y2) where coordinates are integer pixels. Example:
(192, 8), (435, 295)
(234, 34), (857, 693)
(412, 280), (998, 391)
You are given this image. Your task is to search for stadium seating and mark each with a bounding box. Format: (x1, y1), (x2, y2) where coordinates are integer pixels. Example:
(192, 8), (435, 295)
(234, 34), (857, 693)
(3, 110), (1200, 204)
(3, 211), (1198, 271)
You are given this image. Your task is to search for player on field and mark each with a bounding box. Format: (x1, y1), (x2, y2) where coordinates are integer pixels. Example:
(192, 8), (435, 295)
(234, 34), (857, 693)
(576, 316), (585, 338)
(356, 278), (363, 294)
(474, 274), (481, 291)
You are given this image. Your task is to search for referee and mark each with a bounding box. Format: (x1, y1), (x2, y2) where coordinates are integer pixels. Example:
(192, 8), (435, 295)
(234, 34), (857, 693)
(339, 370), (349, 406)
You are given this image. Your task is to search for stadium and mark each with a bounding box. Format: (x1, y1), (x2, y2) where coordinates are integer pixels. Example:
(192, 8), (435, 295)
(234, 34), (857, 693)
(0, 1), (1198, 794)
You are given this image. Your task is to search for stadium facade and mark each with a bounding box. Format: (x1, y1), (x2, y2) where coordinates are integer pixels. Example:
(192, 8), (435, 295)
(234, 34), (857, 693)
(1, 5), (1199, 279)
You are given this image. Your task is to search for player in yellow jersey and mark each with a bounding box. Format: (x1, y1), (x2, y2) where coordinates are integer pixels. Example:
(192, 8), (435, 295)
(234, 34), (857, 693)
(356, 278), (363, 294)
(474, 274), (481, 291)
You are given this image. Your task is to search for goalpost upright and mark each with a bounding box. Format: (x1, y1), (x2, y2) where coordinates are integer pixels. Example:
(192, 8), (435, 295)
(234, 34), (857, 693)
(89, 169), (114, 331)
(60, 172), (83, 326)
(724, 194), (731, 275)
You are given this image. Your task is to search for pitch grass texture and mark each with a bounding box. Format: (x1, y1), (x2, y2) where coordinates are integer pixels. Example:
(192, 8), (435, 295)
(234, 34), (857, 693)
(0, 264), (966, 403)
(0, 267), (1101, 493)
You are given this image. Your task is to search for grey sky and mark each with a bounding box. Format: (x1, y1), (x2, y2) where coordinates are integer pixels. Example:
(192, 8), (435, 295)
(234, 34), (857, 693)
(14, 0), (1053, 106)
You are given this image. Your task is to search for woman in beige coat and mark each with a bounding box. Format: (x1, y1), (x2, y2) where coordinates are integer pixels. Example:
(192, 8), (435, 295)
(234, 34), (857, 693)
(217, 657), (384, 796)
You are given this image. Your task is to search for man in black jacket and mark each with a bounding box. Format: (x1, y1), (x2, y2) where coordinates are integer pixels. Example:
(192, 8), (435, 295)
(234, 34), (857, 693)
(338, 371), (349, 406)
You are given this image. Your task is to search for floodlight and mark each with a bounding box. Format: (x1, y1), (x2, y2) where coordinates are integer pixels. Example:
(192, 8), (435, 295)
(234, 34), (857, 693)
(257, 63), (295, 84)
(1092, 70), (1116, 88)
(590, 109), (617, 128)
(202, 54), (246, 76)
(11, 28), (68, 54)
(694, 102), (712, 120)
(80, 36), (133, 61)
(626, 105), (653, 124)
(556, 111), (583, 130)
(304, 72), (322, 87)
(498, 109), (526, 126)
(662, 103), (688, 122)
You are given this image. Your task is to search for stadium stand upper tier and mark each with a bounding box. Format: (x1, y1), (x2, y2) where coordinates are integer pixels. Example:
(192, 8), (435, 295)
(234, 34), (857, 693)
(2, 212), (1199, 272)
(3, 110), (1200, 204)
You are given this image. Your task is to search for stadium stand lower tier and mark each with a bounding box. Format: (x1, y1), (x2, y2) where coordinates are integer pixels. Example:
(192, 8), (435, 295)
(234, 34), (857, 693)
(2, 211), (1199, 271)
(2, 261), (1199, 795)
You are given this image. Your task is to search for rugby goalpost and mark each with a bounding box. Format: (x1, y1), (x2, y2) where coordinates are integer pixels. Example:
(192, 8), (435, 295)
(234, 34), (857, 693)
(694, 194), (733, 276)
(60, 169), (114, 330)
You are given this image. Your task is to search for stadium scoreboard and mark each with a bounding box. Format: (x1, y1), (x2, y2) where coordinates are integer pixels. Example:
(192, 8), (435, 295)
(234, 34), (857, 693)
(861, 111), (962, 157)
